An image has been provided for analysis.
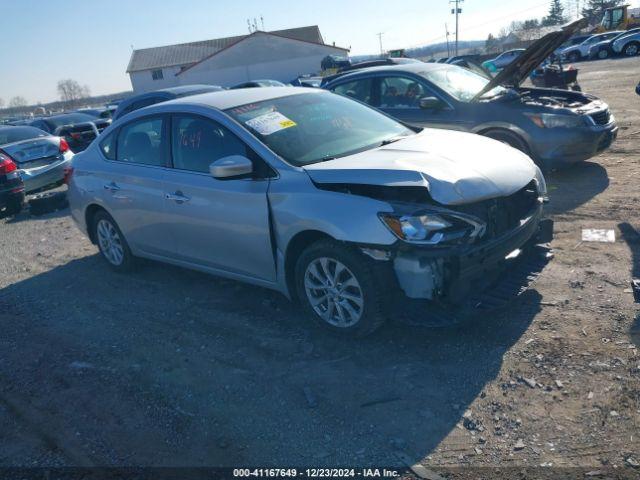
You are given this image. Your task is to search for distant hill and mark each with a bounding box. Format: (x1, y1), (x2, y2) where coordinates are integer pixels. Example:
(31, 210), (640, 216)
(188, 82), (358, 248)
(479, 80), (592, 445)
(351, 39), (485, 62)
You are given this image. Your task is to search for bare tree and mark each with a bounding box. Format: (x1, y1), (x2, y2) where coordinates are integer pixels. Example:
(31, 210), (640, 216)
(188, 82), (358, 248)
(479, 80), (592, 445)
(9, 96), (28, 108)
(57, 79), (91, 107)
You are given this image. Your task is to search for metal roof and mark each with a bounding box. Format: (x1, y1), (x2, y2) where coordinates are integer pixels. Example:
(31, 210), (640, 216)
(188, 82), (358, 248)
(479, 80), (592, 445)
(127, 26), (327, 73)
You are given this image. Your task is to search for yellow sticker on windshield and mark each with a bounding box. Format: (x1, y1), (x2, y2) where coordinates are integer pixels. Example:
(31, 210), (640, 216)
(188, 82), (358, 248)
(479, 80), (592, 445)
(246, 111), (297, 135)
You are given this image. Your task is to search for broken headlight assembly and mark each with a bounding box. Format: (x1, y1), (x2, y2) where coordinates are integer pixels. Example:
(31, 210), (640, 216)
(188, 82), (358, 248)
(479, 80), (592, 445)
(379, 211), (485, 246)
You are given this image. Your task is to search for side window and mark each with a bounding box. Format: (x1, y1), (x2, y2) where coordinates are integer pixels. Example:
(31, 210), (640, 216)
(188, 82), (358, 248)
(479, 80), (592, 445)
(332, 78), (373, 104)
(171, 115), (252, 174)
(116, 117), (165, 166)
(379, 76), (428, 108)
(100, 131), (117, 160)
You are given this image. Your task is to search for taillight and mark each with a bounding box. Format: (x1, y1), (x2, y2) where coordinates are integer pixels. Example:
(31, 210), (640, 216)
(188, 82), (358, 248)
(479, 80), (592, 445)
(59, 137), (70, 153)
(70, 132), (82, 140)
(0, 153), (17, 174)
(63, 166), (74, 185)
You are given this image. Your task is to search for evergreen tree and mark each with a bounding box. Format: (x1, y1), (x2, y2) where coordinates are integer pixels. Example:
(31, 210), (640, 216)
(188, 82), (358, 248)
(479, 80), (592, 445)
(542, 0), (566, 26)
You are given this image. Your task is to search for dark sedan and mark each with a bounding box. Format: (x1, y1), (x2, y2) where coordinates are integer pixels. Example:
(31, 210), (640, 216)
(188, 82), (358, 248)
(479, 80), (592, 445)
(29, 113), (110, 152)
(323, 20), (617, 170)
(112, 84), (223, 121)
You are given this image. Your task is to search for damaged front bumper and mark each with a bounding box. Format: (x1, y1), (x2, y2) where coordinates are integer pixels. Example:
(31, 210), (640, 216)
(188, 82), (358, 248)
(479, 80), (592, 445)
(376, 204), (552, 305)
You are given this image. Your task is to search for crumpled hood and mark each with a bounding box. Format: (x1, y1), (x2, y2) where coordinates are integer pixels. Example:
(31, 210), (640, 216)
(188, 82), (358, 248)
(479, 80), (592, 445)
(303, 128), (538, 205)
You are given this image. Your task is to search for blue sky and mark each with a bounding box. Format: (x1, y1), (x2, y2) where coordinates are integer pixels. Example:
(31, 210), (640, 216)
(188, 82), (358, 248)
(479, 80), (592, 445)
(1, 0), (561, 104)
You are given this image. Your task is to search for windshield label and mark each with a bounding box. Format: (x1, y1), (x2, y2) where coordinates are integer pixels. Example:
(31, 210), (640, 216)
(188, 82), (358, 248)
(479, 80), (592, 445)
(245, 111), (296, 135)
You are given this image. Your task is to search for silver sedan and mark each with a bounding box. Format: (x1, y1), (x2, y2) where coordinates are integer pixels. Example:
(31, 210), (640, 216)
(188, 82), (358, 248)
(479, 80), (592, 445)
(0, 126), (74, 194)
(67, 87), (548, 336)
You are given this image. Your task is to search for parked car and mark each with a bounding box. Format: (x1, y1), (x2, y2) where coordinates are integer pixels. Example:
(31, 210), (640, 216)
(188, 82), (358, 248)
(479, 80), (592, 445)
(0, 152), (25, 217)
(321, 58), (423, 87)
(28, 113), (110, 153)
(560, 31), (623, 61)
(231, 80), (286, 89)
(112, 85), (224, 121)
(323, 19), (617, 170)
(588, 28), (640, 59)
(67, 87), (550, 337)
(611, 29), (640, 56)
(482, 49), (525, 71)
(76, 106), (117, 119)
(290, 75), (323, 88)
(0, 125), (74, 194)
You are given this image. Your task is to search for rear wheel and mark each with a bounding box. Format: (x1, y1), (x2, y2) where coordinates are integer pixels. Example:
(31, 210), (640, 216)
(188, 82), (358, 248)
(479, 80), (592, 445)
(597, 49), (609, 59)
(1, 196), (23, 218)
(295, 240), (387, 337)
(623, 42), (639, 57)
(92, 211), (135, 272)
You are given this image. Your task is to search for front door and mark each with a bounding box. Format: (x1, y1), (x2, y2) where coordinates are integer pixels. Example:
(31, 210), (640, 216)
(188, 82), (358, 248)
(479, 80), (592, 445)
(162, 114), (275, 282)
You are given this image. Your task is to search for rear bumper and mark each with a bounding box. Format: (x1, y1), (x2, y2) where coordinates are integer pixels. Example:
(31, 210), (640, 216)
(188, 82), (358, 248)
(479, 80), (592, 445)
(20, 154), (72, 194)
(533, 121), (618, 168)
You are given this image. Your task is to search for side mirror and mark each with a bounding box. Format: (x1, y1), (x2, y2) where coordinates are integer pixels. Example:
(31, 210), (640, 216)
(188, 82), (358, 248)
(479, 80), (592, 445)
(210, 155), (253, 179)
(419, 96), (444, 110)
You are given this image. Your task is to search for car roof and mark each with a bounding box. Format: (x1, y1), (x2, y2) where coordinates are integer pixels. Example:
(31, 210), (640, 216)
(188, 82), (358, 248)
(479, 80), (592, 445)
(324, 62), (450, 84)
(160, 86), (321, 110)
(156, 84), (223, 95)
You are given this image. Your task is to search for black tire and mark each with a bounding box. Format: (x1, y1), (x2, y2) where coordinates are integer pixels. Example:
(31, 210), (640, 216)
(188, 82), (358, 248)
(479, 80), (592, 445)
(483, 129), (529, 154)
(92, 210), (135, 272)
(567, 51), (581, 62)
(1, 196), (23, 218)
(28, 191), (68, 216)
(294, 240), (387, 337)
(597, 49), (609, 60)
(623, 42), (639, 57)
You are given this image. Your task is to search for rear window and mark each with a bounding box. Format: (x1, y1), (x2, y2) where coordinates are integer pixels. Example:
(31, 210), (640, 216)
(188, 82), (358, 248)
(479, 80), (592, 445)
(100, 131), (117, 160)
(46, 113), (96, 128)
(0, 126), (49, 145)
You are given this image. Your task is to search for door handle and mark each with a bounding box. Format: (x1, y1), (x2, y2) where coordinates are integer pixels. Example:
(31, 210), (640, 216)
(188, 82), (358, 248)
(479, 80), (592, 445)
(165, 191), (191, 203)
(103, 182), (120, 192)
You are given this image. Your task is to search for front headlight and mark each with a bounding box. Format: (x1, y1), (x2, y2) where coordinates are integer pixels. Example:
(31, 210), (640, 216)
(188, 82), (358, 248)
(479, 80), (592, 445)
(379, 211), (484, 245)
(525, 113), (586, 129)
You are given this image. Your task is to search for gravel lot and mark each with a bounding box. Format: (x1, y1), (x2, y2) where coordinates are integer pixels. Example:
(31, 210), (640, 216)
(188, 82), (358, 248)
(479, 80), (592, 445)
(0, 57), (638, 471)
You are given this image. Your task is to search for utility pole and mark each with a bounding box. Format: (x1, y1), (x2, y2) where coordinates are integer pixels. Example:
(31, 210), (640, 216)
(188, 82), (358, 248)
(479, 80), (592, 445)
(450, 0), (463, 56)
(445, 23), (451, 56)
(377, 32), (384, 58)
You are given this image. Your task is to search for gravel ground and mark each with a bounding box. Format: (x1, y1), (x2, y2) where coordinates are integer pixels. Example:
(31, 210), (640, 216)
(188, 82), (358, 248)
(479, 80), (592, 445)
(0, 57), (638, 471)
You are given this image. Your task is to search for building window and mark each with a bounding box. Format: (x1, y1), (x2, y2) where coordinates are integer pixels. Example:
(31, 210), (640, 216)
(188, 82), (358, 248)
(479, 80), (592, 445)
(151, 69), (164, 81)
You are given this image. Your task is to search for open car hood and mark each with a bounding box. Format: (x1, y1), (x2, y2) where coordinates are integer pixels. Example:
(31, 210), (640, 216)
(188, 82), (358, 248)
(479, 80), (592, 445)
(472, 18), (588, 101)
(303, 129), (539, 206)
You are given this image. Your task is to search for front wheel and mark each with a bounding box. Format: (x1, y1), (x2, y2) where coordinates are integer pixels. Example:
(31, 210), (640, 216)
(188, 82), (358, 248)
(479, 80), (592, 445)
(597, 49), (609, 59)
(93, 210), (135, 272)
(295, 240), (387, 337)
(623, 42), (639, 57)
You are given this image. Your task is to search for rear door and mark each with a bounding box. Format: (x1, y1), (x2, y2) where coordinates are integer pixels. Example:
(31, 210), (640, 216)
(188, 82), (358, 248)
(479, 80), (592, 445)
(162, 113), (275, 281)
(97, 115), (173, 256)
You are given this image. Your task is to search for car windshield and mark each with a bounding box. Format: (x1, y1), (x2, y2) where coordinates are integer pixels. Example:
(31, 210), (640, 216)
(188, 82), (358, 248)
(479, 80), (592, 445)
(46, 113), (96, 127)
(0, 126), (49, 144)
(419, 66), (506, 102)
(225, 92), (413, 166)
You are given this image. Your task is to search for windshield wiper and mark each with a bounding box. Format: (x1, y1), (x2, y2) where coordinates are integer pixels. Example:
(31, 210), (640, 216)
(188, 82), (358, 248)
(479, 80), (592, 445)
(379, 136), (409, 146)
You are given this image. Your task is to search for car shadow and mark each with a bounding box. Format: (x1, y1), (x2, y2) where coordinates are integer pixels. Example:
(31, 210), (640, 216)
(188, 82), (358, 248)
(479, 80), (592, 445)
(0, 254), (540, 466)
(618, 222), (640, 348)
(544, 161), (609, 215)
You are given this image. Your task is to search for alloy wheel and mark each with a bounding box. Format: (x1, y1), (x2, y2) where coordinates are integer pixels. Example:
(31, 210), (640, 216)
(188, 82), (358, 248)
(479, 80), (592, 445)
(625, 44), (638, 56)
(304, 257), (364, 328)
(97, 219), (124, 266)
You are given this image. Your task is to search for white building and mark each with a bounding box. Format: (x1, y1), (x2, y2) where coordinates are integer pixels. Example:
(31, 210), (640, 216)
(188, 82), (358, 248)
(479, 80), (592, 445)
(126, 26), (348, 92)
